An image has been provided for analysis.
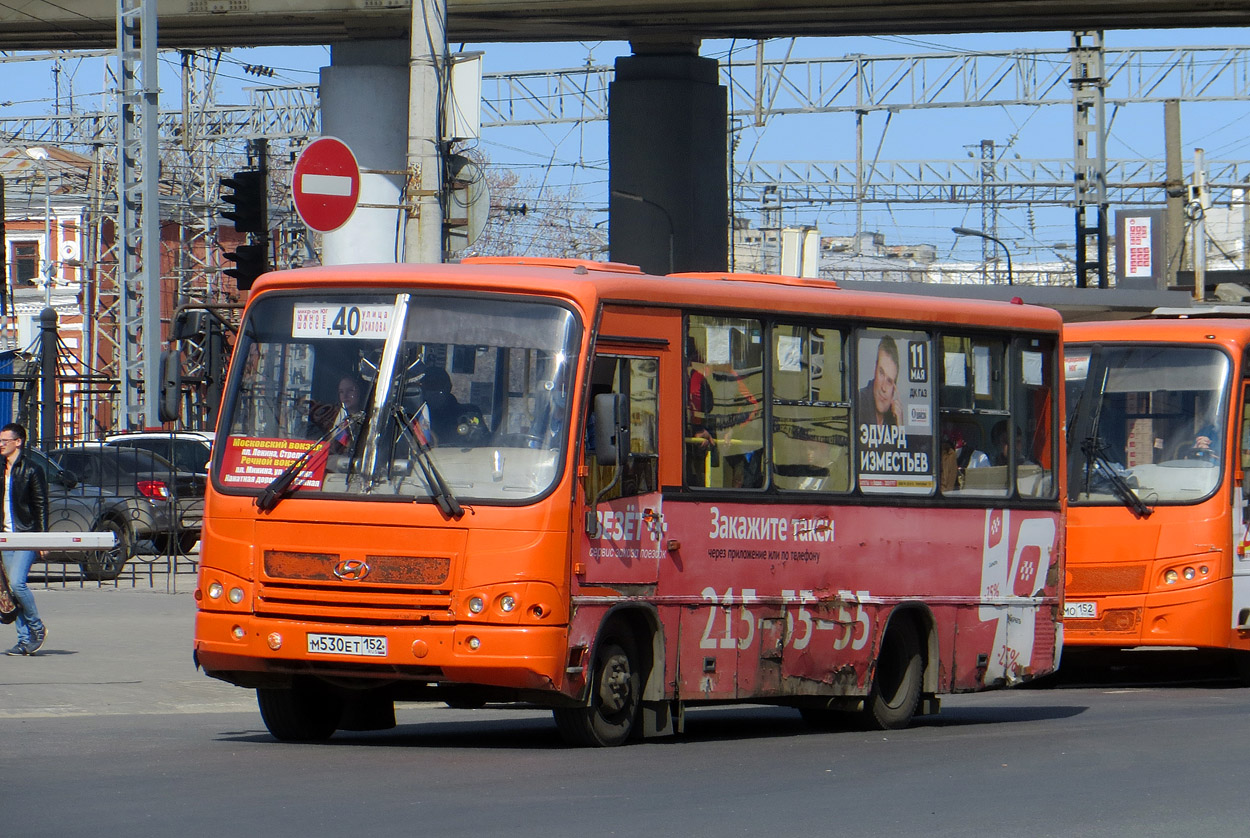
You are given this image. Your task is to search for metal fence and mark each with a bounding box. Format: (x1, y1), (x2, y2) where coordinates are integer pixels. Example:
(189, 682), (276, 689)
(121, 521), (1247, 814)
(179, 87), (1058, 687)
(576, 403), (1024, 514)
(31, 547), (199, 593)
(24, 442), (208, 593)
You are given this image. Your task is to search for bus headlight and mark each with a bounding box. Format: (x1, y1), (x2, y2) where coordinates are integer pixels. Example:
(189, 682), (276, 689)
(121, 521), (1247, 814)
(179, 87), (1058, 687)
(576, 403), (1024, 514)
(499, 595), (516, 613)
(1183, 567), (1196, 581)
(1165, 570), (1179, 585)
(208, 582), (224, 599)
(468, 596), (484, 614)
(228, 587), (245, 604)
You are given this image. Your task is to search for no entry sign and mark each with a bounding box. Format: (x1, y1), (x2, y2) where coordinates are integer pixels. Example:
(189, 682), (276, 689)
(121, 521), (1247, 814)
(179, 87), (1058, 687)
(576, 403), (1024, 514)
(291, 137), (361, 233)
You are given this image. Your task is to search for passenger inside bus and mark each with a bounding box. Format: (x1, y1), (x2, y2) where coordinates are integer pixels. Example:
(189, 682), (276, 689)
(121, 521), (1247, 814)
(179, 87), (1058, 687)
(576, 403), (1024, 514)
(685, 338), (716, 486)
(990, 420), (1035, 467)
(416, 367), (487, 446)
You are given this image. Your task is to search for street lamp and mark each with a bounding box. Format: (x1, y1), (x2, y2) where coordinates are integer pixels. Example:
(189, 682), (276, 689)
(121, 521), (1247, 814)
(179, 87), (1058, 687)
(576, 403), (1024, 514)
(611, 190), (675, 274)
(24, 147), (53, 306)
(952, 226), (1013, 286)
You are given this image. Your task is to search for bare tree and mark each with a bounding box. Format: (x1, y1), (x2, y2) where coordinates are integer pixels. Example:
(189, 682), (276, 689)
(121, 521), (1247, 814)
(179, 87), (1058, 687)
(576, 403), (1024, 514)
(454, 152), (606, 260)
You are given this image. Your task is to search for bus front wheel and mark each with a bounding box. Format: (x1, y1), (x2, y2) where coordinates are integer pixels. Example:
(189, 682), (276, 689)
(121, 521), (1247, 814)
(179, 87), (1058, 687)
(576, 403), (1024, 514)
(862, 622), (923, 730)
(257, 679), (343, 742)
(553, 629), (641, 747)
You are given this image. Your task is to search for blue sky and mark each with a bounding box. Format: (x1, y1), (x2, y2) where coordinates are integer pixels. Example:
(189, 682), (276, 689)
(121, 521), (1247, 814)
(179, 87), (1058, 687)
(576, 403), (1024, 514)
(3, 27), (1248, 263)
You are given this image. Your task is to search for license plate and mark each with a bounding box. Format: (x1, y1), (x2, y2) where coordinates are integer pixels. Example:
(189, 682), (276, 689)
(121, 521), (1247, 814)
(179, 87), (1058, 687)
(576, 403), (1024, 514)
(307, 633), (388, 657)
(1063, 601), (1098, 619)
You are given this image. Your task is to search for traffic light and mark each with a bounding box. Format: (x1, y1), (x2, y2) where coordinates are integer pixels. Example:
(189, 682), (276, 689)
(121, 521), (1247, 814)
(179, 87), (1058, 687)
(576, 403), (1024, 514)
(220, 169), (266, 234)
(223, 243), (268, 290)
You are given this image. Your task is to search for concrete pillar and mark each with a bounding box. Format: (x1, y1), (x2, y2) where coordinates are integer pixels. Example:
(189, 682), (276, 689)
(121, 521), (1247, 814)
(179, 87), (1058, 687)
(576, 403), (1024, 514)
(609, 46), (728, 276)
(319, 42), (409, 265)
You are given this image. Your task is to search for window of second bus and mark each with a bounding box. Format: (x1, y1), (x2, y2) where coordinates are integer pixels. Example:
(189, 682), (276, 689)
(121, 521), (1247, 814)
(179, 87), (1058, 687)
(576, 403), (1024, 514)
(1068, 344), (1230, 506)
(771, 323), (851, 492)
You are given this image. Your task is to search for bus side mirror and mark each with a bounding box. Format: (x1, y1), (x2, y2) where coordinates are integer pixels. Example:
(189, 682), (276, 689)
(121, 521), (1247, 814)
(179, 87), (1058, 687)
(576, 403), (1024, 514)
(158, 349), (183, 423)
(593, 393), (630, 467)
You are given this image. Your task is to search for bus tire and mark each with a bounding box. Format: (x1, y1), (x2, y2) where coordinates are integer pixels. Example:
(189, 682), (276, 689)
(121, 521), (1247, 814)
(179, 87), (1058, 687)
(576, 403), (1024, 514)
(257, 679), (343, 742)
(862, 621), (923, 730)
(553, 627), (641, 747)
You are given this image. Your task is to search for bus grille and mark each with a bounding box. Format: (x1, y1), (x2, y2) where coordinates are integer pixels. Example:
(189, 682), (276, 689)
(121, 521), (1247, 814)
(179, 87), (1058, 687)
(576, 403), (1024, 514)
(258, 549), (454, 626)
(1067, 565), (1146, 595)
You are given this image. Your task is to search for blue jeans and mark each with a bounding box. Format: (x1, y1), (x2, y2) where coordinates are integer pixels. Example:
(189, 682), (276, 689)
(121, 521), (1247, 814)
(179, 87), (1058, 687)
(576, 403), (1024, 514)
(3, 550), (42, 646)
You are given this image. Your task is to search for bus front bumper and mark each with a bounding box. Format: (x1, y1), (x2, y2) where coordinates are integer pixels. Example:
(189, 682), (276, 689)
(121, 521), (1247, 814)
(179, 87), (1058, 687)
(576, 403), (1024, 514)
(194, 609), (569, 694)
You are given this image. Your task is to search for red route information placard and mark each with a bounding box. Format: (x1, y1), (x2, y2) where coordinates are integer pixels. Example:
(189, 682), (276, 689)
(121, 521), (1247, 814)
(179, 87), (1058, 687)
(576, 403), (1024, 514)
(219, 436), (328, 489)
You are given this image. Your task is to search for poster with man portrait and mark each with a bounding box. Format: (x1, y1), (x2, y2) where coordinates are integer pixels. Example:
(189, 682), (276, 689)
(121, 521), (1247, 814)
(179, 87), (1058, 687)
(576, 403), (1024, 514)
(855, 328), (935, 494)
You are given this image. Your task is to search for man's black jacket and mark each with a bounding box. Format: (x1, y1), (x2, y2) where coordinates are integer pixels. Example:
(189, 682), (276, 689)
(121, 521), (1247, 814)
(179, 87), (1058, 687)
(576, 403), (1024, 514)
(3, 453), (48, 532)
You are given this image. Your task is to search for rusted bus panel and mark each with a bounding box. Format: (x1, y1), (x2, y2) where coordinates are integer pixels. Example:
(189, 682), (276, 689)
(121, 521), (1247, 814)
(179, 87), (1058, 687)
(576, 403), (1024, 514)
(264, 549), (452, 586)
(1067, 564), (1147, 595)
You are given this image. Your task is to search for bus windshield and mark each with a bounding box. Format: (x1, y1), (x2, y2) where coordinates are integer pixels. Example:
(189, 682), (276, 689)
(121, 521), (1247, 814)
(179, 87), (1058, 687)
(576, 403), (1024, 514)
(1066, 343), (1230, 506)
(218, 291), (582, 505)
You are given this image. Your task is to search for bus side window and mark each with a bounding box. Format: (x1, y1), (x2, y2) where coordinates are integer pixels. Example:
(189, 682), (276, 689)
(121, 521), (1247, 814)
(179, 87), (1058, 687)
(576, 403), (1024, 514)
(686, 315), (765, 489)
(1013, 339), (1058, 499)
(939, 335), (1008, 497)
(771, 323), (850, 493)
(585, 355), (658, 501)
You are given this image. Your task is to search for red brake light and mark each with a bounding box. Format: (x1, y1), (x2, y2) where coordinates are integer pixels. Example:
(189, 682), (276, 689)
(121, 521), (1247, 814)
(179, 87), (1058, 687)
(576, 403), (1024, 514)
(136, 480), (170, 500)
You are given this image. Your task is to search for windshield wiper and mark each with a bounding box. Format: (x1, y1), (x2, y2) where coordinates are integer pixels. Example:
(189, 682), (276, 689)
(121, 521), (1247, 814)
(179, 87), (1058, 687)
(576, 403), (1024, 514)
(255, 412), (358, 512)
(396, 407), (463, 519)
(1081, 436), (1153, 519)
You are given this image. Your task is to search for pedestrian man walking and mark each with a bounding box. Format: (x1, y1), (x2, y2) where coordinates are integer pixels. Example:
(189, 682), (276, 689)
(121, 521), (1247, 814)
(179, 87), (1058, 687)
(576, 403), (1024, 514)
(1, 423), (48, 656)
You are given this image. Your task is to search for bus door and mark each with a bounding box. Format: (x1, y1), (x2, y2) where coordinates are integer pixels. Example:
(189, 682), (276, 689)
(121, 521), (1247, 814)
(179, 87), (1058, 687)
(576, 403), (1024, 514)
(579, 349), (663, 586)
(1234, 380), (1250, 630)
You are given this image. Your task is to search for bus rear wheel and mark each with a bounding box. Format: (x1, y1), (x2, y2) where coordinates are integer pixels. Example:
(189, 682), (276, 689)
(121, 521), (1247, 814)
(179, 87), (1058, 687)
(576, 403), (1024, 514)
(257, 679), (343, 742)
(553, 628), (641, 747)
(862, 622), (922, 730)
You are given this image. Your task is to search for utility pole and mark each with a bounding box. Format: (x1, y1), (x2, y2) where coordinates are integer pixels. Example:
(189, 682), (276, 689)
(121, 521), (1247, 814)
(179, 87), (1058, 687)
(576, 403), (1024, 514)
(1071, 30), (1109, 289)
(1164, 99), (1184, 290)
(117, 0), (161, 429)
(1190, 147), (1208, 302)
(403, 0), (447, 264)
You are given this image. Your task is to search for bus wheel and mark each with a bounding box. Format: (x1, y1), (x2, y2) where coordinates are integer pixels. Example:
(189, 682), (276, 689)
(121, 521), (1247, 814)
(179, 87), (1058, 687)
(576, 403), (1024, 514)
(257, 679), (343, 742)
(862, 622), (922, 730)
(553, 629), (641, 747)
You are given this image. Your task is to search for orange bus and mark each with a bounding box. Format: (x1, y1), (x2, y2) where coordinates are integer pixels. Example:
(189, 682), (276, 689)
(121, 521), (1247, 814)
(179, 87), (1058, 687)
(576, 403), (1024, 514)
(1065, 314), (1250, 672)
(193, 258), (1064, 745)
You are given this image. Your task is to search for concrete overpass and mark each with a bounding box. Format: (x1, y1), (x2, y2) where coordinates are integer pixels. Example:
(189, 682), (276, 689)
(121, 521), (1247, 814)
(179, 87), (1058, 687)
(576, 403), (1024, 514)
(3, 1), (1232, 296)
(0, 0), (1247, 49)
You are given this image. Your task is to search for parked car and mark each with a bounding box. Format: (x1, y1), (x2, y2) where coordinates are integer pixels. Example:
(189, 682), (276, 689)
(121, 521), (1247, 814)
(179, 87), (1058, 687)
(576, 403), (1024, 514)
(23, 448), (138, 581)
(49, 444), (206, 556)
(104, 430), (213, 478)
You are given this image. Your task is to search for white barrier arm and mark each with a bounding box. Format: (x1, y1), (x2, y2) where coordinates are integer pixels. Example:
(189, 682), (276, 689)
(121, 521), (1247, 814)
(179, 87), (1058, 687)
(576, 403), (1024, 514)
(0, 532), (116, 550)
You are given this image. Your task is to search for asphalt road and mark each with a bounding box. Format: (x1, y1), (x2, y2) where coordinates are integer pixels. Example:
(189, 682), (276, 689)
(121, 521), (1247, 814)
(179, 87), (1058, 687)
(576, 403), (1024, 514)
(3, 590), (1249, 838)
